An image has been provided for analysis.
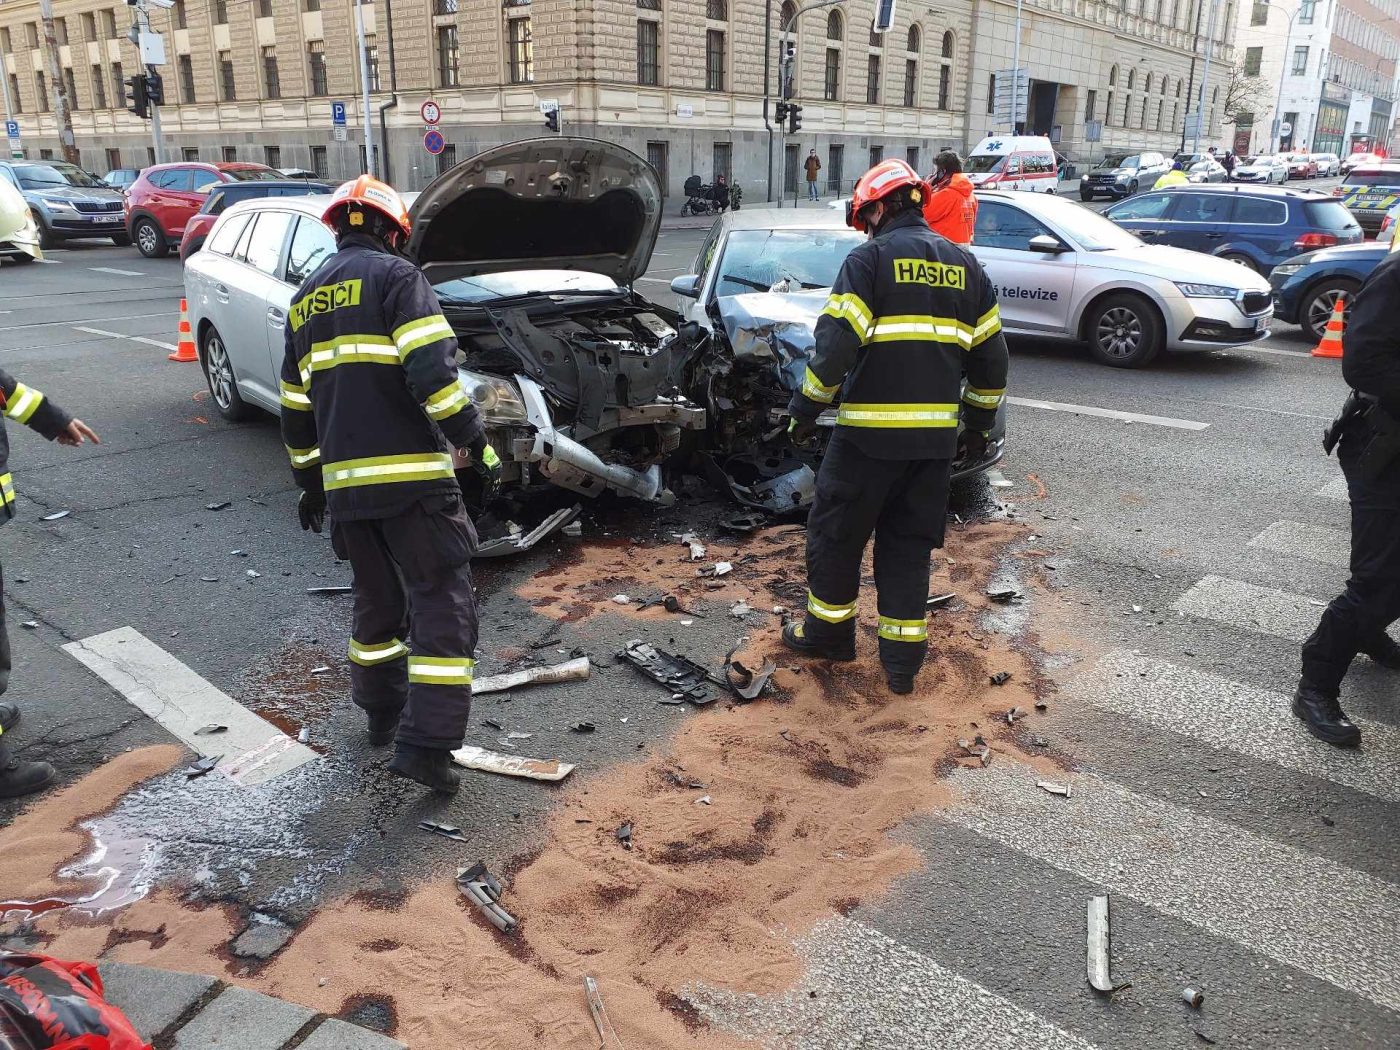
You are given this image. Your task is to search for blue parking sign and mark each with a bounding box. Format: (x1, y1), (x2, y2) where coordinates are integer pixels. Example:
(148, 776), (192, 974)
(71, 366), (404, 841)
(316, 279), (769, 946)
(4, 121), (17, 137)
(331, 102), (346, 126)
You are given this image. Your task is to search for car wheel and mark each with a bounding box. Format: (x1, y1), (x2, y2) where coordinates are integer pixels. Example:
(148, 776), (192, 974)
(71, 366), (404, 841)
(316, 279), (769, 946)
(201, 326), (256, 422)
(8, 253), (34, 265)
(110, 233), (131, 247)
(1079, 190), (1094, 202)
(133, 218), (168, 258)
(1086, 293), (1164, 368)
(1302, 278), (1359, 342)
(1219, 252), (1258, 273)
(35, 220), (56, 251)
(1128, 180), (1139, 196)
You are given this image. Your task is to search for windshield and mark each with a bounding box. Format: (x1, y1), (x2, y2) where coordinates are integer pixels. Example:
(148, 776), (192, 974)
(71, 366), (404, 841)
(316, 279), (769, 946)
(1094, 154), (1138, 170)
(223, 167), (284, 182)
(14, 162), (104, 189)
(965, 154), (1006, 174)
(1248, 156), (1279, 167)
(712, 228), (865, 298)
(1344, 170), (1400, 187)
(433, 269), (620, 306)
(1189, 161), (1216, 172)
(1057, 203), (1143, 250)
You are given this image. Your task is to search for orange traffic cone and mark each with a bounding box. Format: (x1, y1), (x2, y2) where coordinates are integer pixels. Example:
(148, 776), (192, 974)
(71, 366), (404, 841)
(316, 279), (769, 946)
(169, 299), (198, 362)
(1312, 295), (1346, 359)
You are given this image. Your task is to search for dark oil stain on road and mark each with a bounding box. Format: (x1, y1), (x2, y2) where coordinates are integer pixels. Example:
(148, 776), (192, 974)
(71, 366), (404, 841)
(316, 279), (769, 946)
(337, 991), (398, 1035)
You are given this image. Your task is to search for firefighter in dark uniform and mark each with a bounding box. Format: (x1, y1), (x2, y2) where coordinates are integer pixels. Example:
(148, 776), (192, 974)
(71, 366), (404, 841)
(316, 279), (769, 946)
(1296, 249), (1400, 747)
(781, 159), (1009, 693)
(0, 372), (100, 797)
(281, 176), (501, 793)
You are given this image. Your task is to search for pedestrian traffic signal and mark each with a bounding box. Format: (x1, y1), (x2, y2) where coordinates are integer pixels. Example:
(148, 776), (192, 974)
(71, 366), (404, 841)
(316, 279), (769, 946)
(774, 100), (789, 127)
(146, 72), (164, 106)
(787, 103), (803, 135)
(124, 74), (148, 119)
(543, 106), (559, 133)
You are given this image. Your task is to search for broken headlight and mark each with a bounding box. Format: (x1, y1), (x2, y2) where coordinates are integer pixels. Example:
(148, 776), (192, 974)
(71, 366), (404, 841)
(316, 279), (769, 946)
(460, 369), (528, 424)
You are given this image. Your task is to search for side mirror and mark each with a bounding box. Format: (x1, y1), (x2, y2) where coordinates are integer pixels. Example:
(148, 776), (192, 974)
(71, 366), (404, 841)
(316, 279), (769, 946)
(670, 274), (701, 299)
(1027, 234), (1069, 255)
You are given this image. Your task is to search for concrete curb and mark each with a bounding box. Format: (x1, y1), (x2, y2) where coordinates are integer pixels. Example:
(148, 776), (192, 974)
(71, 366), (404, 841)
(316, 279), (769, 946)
(95, 961), (407, 1050)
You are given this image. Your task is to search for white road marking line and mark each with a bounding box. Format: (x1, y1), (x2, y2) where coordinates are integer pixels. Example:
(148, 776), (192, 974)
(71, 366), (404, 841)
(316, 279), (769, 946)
(1, 311), (175, 332)
(63, 627), (317, 788)
(1316, 475), (1349, 502)
(1172, 573), (1327, 643)
(88, 266), (145, 277)
(1004, 395), (1209, 431)
(687, 915), (1101, 1050)
(1076, 648), (1400, 801)
(1248, 519), (1351, 569)
(71, 326), (127, 339)
(1231, 344), (1314, 358)
(635, 276), (673, 285)
(130, 336), (178, 350)
(945, 763), (1400, 1012)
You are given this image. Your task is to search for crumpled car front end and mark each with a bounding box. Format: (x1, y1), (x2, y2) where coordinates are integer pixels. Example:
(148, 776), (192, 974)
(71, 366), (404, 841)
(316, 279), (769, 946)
(697, 291), (1006, 514)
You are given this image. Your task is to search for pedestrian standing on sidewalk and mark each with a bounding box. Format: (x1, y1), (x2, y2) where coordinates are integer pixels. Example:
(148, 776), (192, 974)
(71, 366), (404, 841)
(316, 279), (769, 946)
(1295, 252), (1400, 748)
(280, 176), (501, 794)
(805, 150), (822, 201)
(781, 159), (1009, 694)
(0, 373), (99, 798)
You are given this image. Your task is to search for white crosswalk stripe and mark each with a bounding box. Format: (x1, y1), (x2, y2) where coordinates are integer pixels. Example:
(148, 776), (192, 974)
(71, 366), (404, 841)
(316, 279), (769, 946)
(945, 764), (1400, 1012)
(686, 915), (1101, 1049)
(1172, 573), (1327, 643)
(1074, 649), (1400, 801)
(1248, 520), (1352, 568)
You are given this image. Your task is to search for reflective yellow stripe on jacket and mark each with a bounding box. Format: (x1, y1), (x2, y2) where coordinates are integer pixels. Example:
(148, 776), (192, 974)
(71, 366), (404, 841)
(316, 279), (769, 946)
(878, 615), (928, 642)
(820, 292), (875, 342)
(349, 637), (409, 666)
(408, 655), (475, 686)
(285, 444), (322, 468)
(298, 334), (399, 383)
(962, 386), (1005, 410)
(393, 314), (455, 362)
(801, 367), (841, 404)
(971, 305), (1002, 347)
(322, 452), (455, 491)
(4, 382), (44, 425)
(279, 378), (312, 412)
(868, 315), (973, 348)
(836, 402), (960, 429)
(0, 472), (14, 509)
(423, 380), (470, 421)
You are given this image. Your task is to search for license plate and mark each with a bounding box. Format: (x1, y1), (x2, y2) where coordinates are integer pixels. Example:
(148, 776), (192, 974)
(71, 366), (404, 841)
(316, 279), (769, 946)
(1255, 317), (1269, 333)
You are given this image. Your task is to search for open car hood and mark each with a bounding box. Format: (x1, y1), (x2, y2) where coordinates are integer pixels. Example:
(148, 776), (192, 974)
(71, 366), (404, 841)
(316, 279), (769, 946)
(405, 137), (662, 286)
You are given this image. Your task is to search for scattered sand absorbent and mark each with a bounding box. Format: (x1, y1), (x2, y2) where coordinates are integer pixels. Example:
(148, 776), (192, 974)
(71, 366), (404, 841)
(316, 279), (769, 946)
(0, 521), (1063, 1048)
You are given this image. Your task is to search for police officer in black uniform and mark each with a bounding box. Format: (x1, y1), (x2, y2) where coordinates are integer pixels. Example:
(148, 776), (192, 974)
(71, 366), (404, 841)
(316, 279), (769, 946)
(1296, 250), (1400, 747)
(281, 176), (501, 793)
(782, 159), (1009, 693)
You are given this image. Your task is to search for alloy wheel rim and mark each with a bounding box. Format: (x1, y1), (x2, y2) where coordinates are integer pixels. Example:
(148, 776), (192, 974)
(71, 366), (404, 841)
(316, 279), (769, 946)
(1309, 290), (1348, 337)
(1097, 307), (1142, 358)
(137, 223), (157, 253)
(207, 336), (233, 409)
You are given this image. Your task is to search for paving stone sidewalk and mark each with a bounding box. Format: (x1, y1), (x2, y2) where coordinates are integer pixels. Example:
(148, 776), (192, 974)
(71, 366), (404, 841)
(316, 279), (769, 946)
(94, 961), (406, 1050)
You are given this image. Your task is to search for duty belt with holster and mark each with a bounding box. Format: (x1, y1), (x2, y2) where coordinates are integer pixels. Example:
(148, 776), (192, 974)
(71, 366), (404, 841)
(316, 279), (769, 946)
(1324, 390), (1400, 482)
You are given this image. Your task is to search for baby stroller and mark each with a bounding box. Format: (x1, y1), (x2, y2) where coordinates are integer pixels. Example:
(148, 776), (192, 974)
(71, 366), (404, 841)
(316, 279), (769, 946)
(681, 175), (721, 217)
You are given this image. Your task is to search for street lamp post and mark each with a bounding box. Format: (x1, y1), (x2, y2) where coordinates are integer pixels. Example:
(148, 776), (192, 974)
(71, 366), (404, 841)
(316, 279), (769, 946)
(1265, 1), (1300, 154)
(1192, 0), (1221, 155)
(766, 0), (845, 203)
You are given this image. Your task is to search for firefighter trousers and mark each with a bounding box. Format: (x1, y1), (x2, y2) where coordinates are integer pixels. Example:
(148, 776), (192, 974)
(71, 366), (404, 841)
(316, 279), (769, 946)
(331, 493), (479, 751)
(801, 434), (952, 676)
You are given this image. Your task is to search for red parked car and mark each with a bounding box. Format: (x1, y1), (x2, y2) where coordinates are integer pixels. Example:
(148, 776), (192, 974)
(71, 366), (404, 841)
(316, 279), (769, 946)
(124, 161), (283, 258)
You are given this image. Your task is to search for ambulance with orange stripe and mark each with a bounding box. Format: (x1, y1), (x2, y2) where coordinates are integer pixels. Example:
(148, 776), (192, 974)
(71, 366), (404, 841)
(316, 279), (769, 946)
(962, 135), (1060, 193)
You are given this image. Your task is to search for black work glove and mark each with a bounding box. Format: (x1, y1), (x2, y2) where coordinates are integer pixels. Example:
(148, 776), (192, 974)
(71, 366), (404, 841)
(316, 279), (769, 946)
(787, 416), (818, 446)
(956, 428), (991, 467)
(467, 439), (503, 501)
(298, 489), (326, 534)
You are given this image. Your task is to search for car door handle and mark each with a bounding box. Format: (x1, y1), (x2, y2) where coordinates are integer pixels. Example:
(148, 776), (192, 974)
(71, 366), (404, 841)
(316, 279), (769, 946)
(1203, 232), (1224, 239)
(214, 284), (230, 303)
(1140, 230), (1160, 237)
(267, 307), (286, 329)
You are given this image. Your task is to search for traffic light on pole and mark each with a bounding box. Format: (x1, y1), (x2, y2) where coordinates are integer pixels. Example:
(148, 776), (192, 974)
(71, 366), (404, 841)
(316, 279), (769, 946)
(787, 103), (803, 135)
(543, 105), (559, 133)
(124, 74), (148, 119)
(145, 72), (164, 106)
(774, 100), (789, 127)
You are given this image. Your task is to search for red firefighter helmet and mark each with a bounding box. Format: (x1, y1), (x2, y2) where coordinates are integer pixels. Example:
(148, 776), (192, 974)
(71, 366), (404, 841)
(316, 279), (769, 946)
(845, 159), (929, 233)
(322, 174), (412, 243)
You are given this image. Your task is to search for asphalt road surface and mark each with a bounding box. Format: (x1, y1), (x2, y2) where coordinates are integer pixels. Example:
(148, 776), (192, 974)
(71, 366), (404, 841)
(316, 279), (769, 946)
(0, 194), (1395, 1050)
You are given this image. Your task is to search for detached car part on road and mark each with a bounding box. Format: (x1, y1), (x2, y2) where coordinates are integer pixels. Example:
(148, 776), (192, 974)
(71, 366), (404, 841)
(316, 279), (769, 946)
(0, 176), (42, 265)
(185, 138), (707, 553)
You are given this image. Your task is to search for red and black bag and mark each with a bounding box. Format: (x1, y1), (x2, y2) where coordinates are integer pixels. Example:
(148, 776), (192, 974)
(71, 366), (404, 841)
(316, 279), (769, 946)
(0, 953), (150, 1050)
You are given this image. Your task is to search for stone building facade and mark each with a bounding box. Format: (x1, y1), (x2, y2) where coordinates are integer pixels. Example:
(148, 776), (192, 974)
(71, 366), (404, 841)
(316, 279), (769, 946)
(0, 0), (1234, 198)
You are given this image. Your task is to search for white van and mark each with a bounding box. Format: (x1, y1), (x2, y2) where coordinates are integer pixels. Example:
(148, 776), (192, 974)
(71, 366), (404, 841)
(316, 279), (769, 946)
(964, 135), (1060, 193)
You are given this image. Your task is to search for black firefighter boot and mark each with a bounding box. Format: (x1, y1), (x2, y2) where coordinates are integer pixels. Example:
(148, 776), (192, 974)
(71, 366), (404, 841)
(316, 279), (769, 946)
(388, 743), (461, 794)
(781, 620), (856, 662)
(0, 736), (56, 799)
(1292, 685), (1362, 748)
(1361, 634), (1400, 670)
(365, 709), (399, 747)
(0, 702), (17, 733)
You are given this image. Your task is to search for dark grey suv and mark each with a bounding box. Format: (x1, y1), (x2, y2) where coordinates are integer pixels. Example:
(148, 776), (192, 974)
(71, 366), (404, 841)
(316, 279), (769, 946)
(1079, 151), (1174, 201)
(0, 161), (127, 248)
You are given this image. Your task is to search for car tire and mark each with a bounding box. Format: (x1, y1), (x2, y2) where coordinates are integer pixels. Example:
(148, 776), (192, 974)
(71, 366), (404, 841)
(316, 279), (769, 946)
(1128, 180), (1139, 196)
(201, 326), (257, 423)
(35, 220), (57, 251)
(1301, 278), (1359, 342)
(110, 233), (131, 247)
(8, 253), (34, 265)
(1219, 252), (1259, 273)
(1085, 292), (1164, 368)
(1079, 190), (1094, 202)
(133, 218), (168, 258)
